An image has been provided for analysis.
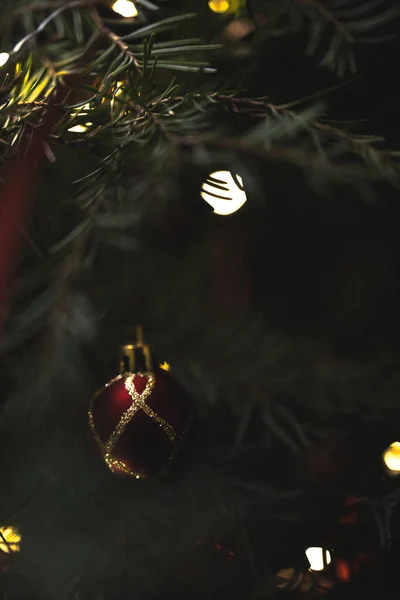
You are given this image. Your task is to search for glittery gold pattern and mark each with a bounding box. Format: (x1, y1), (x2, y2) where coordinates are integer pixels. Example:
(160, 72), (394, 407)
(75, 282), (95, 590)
(124, 375), (176, 443)
(88, 372), (177, 478)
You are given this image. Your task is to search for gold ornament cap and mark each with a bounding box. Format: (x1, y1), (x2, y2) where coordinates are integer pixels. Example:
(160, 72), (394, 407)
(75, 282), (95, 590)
(120, 325), (152, 373)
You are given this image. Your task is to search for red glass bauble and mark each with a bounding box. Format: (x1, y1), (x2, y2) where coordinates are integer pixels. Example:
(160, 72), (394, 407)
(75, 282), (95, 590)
(89, 369), (191, 478)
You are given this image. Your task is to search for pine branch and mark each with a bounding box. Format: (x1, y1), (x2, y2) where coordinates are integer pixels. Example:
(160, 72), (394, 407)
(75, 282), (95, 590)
(43, 221), (92, 358)
(205, 94), (400, 181)
(296, 0), (355, 43)
(14, 0), (99, 13)
(88, 6), (142, 72)
(256, 0), (399, 77)
(15, 0), (99, 11)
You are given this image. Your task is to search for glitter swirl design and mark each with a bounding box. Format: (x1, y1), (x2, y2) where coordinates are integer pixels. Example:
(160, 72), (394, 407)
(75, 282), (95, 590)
(89, 372), (177, 478)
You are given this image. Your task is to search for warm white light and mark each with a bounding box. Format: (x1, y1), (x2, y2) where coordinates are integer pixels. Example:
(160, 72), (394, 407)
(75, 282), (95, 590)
(0, 52), (10, 67)
(383, 441), (400, 473)
(201, 171), (247, 216)
(208, 0), (230, 13)
(68, 122), (92, 133)
(305, 547), (331, 572)
(114, 82), (124, 97)
(112, 0), (138, 18)
(75, 102), (91, 114)
(0, 526), (21, 553)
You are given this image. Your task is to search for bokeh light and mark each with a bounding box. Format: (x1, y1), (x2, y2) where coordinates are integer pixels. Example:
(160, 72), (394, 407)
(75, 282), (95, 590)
(201, 171), (247, 216)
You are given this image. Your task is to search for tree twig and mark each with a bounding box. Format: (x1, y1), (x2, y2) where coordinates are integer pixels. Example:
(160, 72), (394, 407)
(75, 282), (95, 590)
(177, 132), (398, 180)
(15, 0), (105, 13)
(295, 0), (355, 43)
(88, 6), (142, 72)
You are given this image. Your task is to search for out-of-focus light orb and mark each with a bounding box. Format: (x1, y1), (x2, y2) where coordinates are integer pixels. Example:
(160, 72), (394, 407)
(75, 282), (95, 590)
(335, 558), (351, 583)
(201, 171), (247, 216)
(305, 547), (331, 572)
(208, 0), (230, 13)
(0, 526), (21, 554)
(383, 441), (400, 473)
(0, 52), (10, 67)
(68, 123), (92, 133)
(112, 0), (138, 18)
(159, 362), (171, 372)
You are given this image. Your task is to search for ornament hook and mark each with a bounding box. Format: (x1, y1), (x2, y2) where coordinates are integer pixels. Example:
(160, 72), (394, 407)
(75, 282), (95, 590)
(120, 326), (152, 373)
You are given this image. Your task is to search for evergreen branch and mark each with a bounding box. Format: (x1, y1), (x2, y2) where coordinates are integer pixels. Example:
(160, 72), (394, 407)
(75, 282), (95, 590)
(296, 0), (355, 42)
(176, 128), (400, 184)
(9, 1), (89, 55)
(45, 221), (91, 350)
(13, 0), (159, 13)
(88, 6), (142, 72)
(256, 0), (398, 76)
(203, 94), (400, 181)
(121, 13), (198, 41)
(14, 0), (99, 13)
(19, 226), (45, 259)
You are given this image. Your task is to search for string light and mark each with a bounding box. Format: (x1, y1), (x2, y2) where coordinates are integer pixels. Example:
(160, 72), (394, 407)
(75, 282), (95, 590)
(68, 123), (92, 133)
(305, 547), (332, 572)
(383, 441), (400, 474)
(114, 82), (124, 97)
(75, 102), (91, 114)
(67, 102), (94, 132)
(201, 171), (247, 215)
(0, 526), (21, 554)
(208, 0), (230, 13)
(112, 0), (138, 18)
(0, 52), (10, 67)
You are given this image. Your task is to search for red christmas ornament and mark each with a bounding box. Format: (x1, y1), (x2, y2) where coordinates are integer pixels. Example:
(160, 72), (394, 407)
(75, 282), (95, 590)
(88, 328), (191, 478)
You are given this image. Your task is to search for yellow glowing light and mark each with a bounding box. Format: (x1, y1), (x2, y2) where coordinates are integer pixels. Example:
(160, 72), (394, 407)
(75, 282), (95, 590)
(68, 122), (92, 133)
(114, 82), (124, 97)
(383, 441), (400, 473)
(159, 362), (171, 372)
(208, 0), (230, 13)
(0, 526), (21, 554)
(0, 52), (10, 67)
(112, 0), (138, 18)
(305, 547), (331, 572)
(74, 102), (91, 114)
(201, 171), (247, 216)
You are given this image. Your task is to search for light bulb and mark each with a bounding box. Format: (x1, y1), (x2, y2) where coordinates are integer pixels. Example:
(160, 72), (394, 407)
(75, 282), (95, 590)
(75, 102), (91, 114)
(208, 0), (230, 13)
(0, 52), (10, 67)
(0, 526), (21, 553)
(201, 171), (247, 216)
(305, 547), (331, 572)
(68, 122), (92, 133)
(112, 0), (138, 18)
(114, 82), (124, 97)
(383, 441), (400, 474)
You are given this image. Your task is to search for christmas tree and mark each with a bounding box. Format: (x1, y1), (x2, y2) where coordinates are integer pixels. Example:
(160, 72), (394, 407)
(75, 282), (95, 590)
(1, 0), (400, 598)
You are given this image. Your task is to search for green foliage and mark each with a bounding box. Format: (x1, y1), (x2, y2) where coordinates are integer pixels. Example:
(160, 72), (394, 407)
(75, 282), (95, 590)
(0, 0), (398, 379)
(1, 5), (400, 599)
(251, 0), (399, 76)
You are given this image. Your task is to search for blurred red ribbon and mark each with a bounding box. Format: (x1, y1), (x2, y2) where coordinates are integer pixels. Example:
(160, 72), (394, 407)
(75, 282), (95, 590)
(0, 91), (64, 332)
